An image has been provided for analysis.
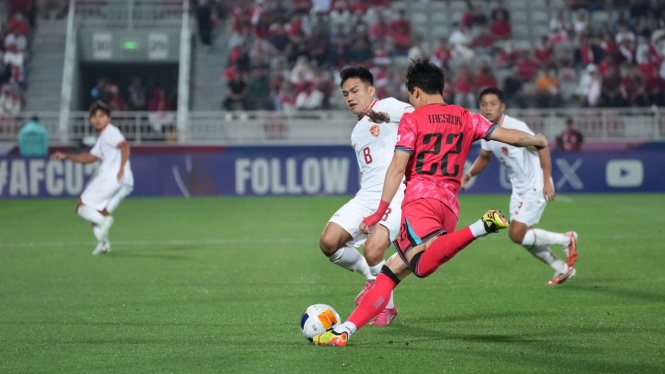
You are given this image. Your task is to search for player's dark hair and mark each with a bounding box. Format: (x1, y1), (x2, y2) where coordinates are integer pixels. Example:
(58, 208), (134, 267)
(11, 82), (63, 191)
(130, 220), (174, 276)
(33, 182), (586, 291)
(89, 100), (111, 118)
(404, 57), (445, 95)
(339, 66), (374, 88)
(479, 87), (505, 104)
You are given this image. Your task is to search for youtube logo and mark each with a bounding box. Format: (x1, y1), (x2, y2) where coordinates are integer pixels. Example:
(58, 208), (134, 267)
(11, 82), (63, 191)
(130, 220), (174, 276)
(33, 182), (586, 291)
(606, 160), (644, 188)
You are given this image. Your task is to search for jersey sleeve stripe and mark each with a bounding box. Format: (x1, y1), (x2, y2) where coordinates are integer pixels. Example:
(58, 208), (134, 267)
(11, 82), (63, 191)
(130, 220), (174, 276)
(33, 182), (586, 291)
(484, 124), (499, 141)
(395, 146), (413, 154)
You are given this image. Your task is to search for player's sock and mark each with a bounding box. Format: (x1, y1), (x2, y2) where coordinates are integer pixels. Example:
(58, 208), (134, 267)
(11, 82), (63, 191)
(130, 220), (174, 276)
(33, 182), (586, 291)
(469, 219), (490, 238)
(77, 205), (104, 226)
(333, 321), (357, 337)
(345, 270), (400, 332)
(412, 227), (476, 278)
(523, 229), (569, 247)
(328, 246), (372, 280)
(523, 244), (568, 274)
(386, 291), (395, 309)
(92, 224), (103, 241)
(368, 260), (385, 283)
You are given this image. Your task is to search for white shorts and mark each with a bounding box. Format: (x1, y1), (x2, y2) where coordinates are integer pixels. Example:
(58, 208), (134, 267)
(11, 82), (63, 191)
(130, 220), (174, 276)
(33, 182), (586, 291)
(81, 174), (133, 212)
(509, 191), (547, 227)
(328, 191), (403, 248)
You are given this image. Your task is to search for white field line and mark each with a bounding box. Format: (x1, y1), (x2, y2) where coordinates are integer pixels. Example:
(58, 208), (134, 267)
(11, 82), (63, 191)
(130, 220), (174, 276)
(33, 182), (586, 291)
(0, 238), (315, 249)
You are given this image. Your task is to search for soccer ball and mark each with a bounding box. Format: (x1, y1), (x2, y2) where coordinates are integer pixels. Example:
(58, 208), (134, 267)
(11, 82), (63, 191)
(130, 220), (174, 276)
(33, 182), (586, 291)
(300, 304), (341, 341)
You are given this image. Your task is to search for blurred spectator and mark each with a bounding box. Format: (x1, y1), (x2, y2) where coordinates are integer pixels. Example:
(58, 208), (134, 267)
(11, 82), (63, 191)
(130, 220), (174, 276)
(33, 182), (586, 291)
(390, 9), (412, 53)
(308, 29), (330, 67)
(558, 118), (584, 152)
(449, 23), (474, 60)
(534, 68), (561, 107)
(535, 36), (555, 67)
(350, 36), (373, 64)
(497, 42), (520, 69)
(127, 76), (147, 110)
(247, 67), (272, 110)
(4, 29), (27, 52)
(471, 3), (488, 26)
(475, 62), (497, 92)
(328, 29), (350, 67)
(407, 36), (428, 61)
(503, 71), (526, 108)
(431, 39), (452, 69)
(515, 51), (539, 81)
(490, 11), (511, 40)
(196, 0), (215, 51)
(148, 87), (175, 132)
(615, 23), (636, 44)
(575, 64), (602, 106)
(310, 10), (332, 35)
(18, 116), (48, 157)
(454, 66), (476, 108)
(229, 23), (250, 49)
(461, 2), (474, 28)
(621, 65), (649, 106)
(107, 85), (126, 112)
(90, 78), (109, 103)
(268, 24), (292, 59)
(8, 12), (29, 35)
(330, 1), (351, 32)
(295, 83), (324, 109)
(369, 14), (389, 42)
(572, 12), (589, 41)
(600, 64), (625, 107)
(550, 10), (571, 43)
(473, 27), (494, 56)
(224, 71), (248, 110)
(0, 85), (22, 114)
(491, 1), (510, 22)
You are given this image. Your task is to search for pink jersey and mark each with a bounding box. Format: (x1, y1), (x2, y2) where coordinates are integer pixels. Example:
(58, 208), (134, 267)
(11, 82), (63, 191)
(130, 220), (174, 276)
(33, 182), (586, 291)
(395, 104), (497, 216)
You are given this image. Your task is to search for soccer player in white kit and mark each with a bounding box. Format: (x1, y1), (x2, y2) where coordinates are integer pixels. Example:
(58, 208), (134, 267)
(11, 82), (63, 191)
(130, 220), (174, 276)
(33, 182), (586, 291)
(52, 101), (134, 255)
(462, 88), (578, 285)
(319, 67), (413, 326)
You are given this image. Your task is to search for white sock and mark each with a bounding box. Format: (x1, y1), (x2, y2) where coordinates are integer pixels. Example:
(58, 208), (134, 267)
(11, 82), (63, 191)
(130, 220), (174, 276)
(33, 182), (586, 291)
(328, 246), (372, 280)
(386, 292), (395, 309)
(367, 260), (385, 283)
(77, 205), (104, 226)
(523, 228), (569, 247)
(92, 224), (103, 241)
(469, 219), (487, 238)
(522, 244), (568, 274)
(333, 321), (357, 336)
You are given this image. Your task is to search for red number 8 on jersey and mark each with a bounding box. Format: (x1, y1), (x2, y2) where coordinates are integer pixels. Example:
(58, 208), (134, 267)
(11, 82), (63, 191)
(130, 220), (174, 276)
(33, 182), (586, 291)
(363, 147), (373, 164)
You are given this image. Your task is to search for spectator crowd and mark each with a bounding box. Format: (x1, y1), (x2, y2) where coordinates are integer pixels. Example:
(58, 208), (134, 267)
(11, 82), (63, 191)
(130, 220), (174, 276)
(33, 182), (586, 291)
(0, 7), (33, 116)
(212, 0), (665, 112)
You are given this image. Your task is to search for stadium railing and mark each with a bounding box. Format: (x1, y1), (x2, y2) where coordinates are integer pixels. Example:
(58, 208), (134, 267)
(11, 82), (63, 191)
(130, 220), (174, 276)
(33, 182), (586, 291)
(1, 108), (663, 145)
(74, 0), (184, 29)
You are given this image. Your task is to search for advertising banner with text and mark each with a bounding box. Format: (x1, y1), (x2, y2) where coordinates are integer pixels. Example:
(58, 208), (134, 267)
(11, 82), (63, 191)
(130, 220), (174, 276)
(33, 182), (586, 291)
(1, 146), (663, 199)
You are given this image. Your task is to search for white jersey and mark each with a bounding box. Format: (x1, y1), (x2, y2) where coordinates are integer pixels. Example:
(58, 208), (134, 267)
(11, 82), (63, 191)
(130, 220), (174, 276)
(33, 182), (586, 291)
(481, 114), (543, 195)
(350, 98), (413, 196)
(90, 124), (134, 185)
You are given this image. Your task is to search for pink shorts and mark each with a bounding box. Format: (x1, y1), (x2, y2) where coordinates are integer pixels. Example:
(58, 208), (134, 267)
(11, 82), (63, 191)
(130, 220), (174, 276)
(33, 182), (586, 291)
(392, 198), (458, 266)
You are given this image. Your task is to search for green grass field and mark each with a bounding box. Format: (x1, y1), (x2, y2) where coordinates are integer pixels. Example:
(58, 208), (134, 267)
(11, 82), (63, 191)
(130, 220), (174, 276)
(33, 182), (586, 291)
(1, 194), (664, 373)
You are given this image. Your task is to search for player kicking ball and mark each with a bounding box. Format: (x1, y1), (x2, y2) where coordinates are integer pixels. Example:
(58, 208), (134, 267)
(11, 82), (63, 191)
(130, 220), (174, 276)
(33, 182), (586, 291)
(319, 67), (413, 326)
(312, 58), (548, 346)
(462, 88), (578, 285)
(51, 101), (134, 255)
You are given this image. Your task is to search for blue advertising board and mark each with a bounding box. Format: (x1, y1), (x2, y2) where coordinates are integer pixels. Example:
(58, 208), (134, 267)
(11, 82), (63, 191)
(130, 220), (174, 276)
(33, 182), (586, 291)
(0, 146), (663, 199)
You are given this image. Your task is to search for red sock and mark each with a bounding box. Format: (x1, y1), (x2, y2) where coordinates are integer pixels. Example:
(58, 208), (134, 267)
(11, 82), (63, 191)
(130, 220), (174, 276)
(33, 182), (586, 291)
(347, 273), (397, 330)
(414, 227), (475, 277)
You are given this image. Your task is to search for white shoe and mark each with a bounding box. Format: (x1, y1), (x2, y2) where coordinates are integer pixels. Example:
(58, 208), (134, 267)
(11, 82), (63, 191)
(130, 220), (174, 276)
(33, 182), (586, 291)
(92, 241), (110, 255)
(99, 216), (114, 242)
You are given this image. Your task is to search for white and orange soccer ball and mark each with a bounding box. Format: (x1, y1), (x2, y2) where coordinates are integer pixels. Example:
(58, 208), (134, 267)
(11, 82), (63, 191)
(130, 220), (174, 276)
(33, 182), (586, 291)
(300, 304), (341, 341)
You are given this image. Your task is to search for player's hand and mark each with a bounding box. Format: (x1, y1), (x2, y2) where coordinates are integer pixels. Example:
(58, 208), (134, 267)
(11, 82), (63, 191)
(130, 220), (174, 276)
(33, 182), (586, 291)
(360, 213), (382, 234)
(359, 221), (371, 235)
(51, 152), (67, 160)
(365, 109), (390, 123)
(461, 173), (472, 190)
(543, 180), (556, 202)
(117, 169), (124, 181)
(534, 134), (548, 150)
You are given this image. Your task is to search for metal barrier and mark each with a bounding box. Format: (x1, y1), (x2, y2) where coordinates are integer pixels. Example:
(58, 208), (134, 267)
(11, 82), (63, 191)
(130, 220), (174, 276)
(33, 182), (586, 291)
(1, 108), (663, 145)
(74, 0), (184, 29)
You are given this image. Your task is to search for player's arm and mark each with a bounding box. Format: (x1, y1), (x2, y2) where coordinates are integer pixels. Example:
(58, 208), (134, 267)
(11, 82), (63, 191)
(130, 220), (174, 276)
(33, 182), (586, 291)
(461, 149), (493, 190)
(117, 141), (130, 181)
(359, 151), (410, 234)
(490, 126), (548, 149)
(50, 152), (98, 163)
(538, 146), (556, 202)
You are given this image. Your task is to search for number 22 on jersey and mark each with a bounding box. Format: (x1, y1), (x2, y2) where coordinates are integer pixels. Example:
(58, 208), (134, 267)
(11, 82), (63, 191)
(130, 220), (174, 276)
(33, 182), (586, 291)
(415, 132), (464, 176)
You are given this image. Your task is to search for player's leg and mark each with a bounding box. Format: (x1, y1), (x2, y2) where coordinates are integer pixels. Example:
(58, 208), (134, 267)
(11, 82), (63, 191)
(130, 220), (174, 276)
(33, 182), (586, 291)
(79, 177), (118, 253)
(362, 226), (398, 325)
(509, 195), (576, 284)
(105, 184), (133, 214)
(319, 222), (373, 281)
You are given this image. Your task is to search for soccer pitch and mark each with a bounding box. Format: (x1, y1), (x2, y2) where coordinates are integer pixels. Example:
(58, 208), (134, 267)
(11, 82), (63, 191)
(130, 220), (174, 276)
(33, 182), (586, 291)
(1, 194), (664, 373)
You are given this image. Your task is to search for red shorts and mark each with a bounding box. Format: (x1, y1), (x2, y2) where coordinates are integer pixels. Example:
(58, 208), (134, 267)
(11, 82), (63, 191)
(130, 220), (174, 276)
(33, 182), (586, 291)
(392, 198), (459, 267)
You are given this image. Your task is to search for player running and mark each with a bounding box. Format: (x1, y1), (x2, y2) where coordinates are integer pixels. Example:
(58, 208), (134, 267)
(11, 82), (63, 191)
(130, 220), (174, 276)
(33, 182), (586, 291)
(461, 87), (578, 285)
(311, 58), (548, 346)
(51, 101), (134, 255)
(318, 67), (413, 326)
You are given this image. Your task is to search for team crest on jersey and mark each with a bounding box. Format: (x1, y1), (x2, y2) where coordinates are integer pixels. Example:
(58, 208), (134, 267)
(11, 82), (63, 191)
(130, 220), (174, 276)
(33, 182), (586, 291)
(370, 125), (380, 137)
(501, 147), (509, 155)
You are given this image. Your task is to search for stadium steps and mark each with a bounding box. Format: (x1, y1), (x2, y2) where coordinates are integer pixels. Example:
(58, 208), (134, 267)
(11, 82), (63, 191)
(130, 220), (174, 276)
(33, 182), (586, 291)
(190, 20), (229, 111)
(23, 19), (67, 112)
